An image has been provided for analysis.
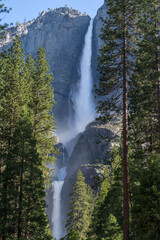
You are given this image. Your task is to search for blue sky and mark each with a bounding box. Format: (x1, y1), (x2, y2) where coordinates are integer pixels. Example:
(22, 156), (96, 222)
(2, 0), (104, 25)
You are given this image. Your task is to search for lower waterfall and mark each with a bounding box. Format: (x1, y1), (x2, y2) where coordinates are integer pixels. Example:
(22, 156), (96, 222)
(52, 181), (64, 239)
(51, 163), (67, 239)
(51, 18), (95, 240)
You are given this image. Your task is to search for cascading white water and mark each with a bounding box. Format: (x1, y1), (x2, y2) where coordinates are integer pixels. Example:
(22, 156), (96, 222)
(74, 19), (95, 134)
(60, 19), (95, 145)
(52, 19), (95, 240)
(52, 151), (67, 240)
(52, 181), (64, 239)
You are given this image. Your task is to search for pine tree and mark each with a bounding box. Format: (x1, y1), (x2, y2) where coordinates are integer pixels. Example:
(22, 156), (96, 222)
(0, 37), (26, 239)
(0, 0), (11, 32)
(29, 47), (57, 180)
(66, 170), (94, 240)
(96, 1), (139, 239)
(102, 214), (123, 240)
(0, 37), (54, 239)
(1, 114), (52, 239)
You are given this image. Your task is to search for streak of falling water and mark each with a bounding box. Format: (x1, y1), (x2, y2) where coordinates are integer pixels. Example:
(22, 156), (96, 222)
(52, 181), (64, 240)
(52, 151), (67, 240)
(74, 18), (95, 134)
(52, 19), (95, 240)
(59, 19), (95, 145)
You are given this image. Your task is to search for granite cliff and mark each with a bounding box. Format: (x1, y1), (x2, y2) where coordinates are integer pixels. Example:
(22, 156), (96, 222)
(92, 2), (107, 86)
(0, 7), (90, 131)
(0, 3), (107, 131)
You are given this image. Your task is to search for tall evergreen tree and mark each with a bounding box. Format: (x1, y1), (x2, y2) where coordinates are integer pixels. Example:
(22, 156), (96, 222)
(0, 37), (26, 239)
(96, 1), (138, 239)
(29, 47), (57, 180)
(0, 37), (55, 239)
(66, 170), (94, 240)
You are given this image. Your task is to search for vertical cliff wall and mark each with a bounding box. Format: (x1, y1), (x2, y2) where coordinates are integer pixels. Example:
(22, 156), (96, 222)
(92, 1), (107, 86)
(0, 3), (108, 131)
(0, 8), (90, 131)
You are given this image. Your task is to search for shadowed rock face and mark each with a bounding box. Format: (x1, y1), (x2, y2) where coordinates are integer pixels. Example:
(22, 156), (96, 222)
(0, 7), (90, 131)
(68, 121), (113, 172)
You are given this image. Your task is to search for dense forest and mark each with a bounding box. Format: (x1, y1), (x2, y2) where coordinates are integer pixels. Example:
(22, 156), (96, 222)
(0, 0), (160, 240)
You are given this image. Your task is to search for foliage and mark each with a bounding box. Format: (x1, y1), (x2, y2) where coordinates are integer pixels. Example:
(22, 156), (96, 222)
(0, 37), (55, 239)
(96, 0), (140, 238)
(129, 0), (160, 154)
(88, 148), (123, 240)
(130, 154), (160, 240)
(66, 170), (94, 240)
(0, 0), (12, 32)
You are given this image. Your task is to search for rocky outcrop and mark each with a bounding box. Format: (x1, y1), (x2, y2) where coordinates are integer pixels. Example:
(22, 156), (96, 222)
(68, 121), (114, 172)
(0, 7), (90, 131)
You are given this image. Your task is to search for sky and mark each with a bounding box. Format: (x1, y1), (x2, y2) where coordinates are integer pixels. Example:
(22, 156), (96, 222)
(2, 0), (104, 26)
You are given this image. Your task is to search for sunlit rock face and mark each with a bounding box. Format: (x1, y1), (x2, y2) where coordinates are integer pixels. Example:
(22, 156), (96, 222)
(92, 1), (107, 86)
(0, 7), (90, 131)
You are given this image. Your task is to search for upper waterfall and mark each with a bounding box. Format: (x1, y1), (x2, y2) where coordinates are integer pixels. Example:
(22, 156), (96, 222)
(62, 18), (96, 145)
(74, 19), (95, 133)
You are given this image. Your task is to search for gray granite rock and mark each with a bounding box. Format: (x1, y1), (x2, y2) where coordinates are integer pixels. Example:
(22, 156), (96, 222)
(0, 3), (108, 131)
(92, 1), (107, 86)
(0, 8), (90, 131)
(68, 121), (114, 172)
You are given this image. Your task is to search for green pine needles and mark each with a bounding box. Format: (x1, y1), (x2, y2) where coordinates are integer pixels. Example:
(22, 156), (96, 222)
(0, 36), (56, 239)
(66, 170), (94, 240)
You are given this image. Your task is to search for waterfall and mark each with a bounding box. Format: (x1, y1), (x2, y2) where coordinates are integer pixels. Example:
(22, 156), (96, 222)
(52, 181), (64, 239)
(51, 18), (95, 240)
(59, 19), (95, 145)
(51, 150), (67, 240)
(74, 19), (95, 134)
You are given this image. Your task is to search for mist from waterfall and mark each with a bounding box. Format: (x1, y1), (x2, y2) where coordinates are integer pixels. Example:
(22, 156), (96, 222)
(51, 19), (95, 240)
